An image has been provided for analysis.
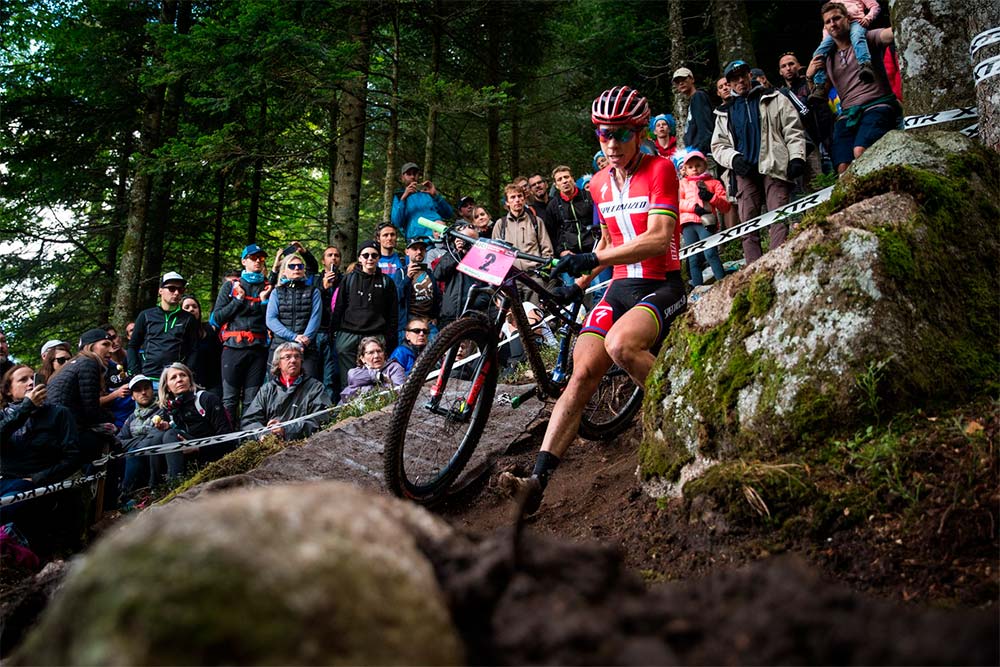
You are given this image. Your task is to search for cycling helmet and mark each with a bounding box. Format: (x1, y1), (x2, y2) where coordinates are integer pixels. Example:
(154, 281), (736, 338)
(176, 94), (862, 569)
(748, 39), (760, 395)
(591, 86), (650, 127)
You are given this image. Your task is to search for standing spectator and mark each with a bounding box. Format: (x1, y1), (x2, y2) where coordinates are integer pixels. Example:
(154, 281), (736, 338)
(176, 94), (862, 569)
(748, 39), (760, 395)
(331, 240), (398, 390)
(391, 162), (454, 242)
(807, 2), (898, 172)
(750, 67), (773, 88)
(547, 165), (595, 260)
(456, 196), (477, 226)
(36, 340), (71, 386)
(494, 183), (554, 305)
(317, 245), (343, 398)
(471, 206), (493, 238)
(649, 114), (678, 159)
(712, 60), (806, 264)
(268, 241), (319, 286)
(527, 173), (555, 240)
(400, 238), (441, 341)
(339, 337), (405, 404)
(118, 374), (165, 498)
(127, 272), (200, 380)
(678, 151), (730, 287)
(716, 77), (731, 103)
(181, 295), (223, 398)
(779, 52), (834, 188)
(376, 222), (407, 294)
(714, 77), (740, 233)
(267, 253), (322, 380)
(808, 0), (881, 100)
(212, 243), (272, 421)
(99, 324), (132, 429)
(434, 227), (488, 329)
(241, 342), (332, 441)
(673, 67), (715, 157)
(388, 319), (430, 375)
(593, 151), (609, 172)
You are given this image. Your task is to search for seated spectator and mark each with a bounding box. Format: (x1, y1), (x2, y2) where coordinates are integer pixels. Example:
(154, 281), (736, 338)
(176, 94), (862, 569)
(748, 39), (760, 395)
(118, 374), (166, 499)
(400, 238), (441, 342)
(0, 364), (84, 552)
(678, 151), (730, 287)
(36, 340), (71, 386)
(241, 342), (332, 441)
(339, 337), (405, 404)
(154, 362), (232, 481)
(388, 319), (430, 374)
(182, 295), (223, 398)
(267, 253), (322, 380)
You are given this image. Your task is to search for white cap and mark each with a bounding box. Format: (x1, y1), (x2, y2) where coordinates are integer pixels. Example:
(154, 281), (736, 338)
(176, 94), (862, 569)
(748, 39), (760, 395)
(40, 339), (66, 357)
(672, 67), (694, 81)
(128, 374), (154, 390)
(160, 271), (186, 287)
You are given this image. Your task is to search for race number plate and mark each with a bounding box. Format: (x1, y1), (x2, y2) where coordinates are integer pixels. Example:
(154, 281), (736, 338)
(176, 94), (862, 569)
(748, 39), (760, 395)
(457, 240), (517, 286)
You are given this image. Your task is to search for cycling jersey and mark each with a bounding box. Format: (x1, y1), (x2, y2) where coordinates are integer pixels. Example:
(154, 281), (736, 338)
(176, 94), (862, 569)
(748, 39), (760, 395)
(589, 154), (681, 280)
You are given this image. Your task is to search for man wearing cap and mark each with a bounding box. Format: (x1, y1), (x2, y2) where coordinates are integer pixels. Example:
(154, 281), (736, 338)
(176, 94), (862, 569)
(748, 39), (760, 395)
(712, 60), (807, 265)
(399, 237), (441, 343)
(750, 67), (773, 88)
(390, 162), (454, 242)
(118, 374), (166, 497)
(212, 244), (273, 419)
(127, 272), (200, 380)
(673, 67), (715, 156)
(456, 196), (476, 226)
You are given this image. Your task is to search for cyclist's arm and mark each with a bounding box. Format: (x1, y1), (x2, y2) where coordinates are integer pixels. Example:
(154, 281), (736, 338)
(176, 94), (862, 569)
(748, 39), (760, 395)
(570, 226), (610, 289)
(593, 211), (676, 267)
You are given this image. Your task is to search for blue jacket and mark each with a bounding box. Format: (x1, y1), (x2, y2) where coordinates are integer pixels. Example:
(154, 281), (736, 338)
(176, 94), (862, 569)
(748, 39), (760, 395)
(388, 341), (422, 374)
(391, 189), (454, 241)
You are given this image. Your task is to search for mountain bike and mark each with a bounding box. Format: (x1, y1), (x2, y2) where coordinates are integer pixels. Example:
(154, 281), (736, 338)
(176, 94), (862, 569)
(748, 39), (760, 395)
(383, 220), (643, 505)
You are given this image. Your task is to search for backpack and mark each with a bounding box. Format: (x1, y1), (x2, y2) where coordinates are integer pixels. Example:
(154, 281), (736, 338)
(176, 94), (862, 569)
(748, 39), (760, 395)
(496, 209), (544, 243)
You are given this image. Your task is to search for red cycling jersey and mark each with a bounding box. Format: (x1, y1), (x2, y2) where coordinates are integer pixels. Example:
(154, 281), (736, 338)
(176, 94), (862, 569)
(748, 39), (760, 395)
(589, 154), (681, 280)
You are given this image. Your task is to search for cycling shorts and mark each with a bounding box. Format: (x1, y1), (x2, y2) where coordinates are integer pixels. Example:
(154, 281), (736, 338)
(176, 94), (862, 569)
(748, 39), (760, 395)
(581, 274), (686, 347)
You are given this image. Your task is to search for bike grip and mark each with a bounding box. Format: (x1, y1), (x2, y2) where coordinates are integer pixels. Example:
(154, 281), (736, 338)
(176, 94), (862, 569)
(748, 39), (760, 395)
(418, 217), (446, 233)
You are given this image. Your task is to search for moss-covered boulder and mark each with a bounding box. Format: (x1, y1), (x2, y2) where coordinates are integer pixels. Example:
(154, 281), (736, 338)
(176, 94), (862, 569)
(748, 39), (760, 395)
(640, 130), (999, 495)
(15, 482), (464, 665)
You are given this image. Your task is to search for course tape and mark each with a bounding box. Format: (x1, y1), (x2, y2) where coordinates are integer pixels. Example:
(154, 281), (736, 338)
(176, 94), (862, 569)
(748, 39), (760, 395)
(902, 106), (978, 129)
(974, 54), (1000, 85)
(970, 27), (1000, 56)
(961, 123), (980, 138)
(0, 472), (105, 508)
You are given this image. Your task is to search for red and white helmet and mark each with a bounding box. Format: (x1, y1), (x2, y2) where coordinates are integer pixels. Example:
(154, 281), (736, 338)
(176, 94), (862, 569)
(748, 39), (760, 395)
(591, 86), (650, 127)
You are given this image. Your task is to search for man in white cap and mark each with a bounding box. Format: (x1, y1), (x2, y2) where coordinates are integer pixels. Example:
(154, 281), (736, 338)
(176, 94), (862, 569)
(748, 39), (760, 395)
(127, 271), (200, 380)
(672, 66), (716, 158)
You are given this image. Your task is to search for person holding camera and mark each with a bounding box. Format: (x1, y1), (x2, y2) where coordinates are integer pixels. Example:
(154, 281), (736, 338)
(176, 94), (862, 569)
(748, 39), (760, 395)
(399, 238), (441, 343)
(390, 162), (455, 242)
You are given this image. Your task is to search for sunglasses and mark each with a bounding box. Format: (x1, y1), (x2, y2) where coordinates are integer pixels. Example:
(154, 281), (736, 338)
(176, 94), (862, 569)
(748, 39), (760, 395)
(359, 252), (379, 259)
(287, 263), (305, 270)
(594, 127), (635, 143)
(54, 356), (71, 365)
(407, 328), (430, 335)
(162, 285), (183, 292)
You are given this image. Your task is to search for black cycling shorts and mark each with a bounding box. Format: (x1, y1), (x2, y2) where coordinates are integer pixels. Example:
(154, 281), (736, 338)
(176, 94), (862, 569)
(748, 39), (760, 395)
(581, 274), (686, 347)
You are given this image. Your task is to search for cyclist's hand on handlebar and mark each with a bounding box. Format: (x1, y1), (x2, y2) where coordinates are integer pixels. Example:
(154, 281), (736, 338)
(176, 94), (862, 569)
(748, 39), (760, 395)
(553, 252), (598, 278)
(552, 283), (583, 305)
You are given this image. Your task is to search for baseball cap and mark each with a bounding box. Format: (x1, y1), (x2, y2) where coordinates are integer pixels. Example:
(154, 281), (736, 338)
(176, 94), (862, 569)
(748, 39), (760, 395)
(672, 67), (694, 81)
(458, 196), (475, 208)
(78, 328), (112, 350)
(724, 60), (751, 79)
(160, 271), (186, 287)
(40, 339), (66, 357)
(683, 150), (707, 165)
(406, 237), (430, 249)
(128, 374), (154, 390)
(376, 221), (397, 233)
(241, 243), (266, 260)
(400, 162), (420, 176)
(357, 240), (378, 256)
(750, 67), (766, 79)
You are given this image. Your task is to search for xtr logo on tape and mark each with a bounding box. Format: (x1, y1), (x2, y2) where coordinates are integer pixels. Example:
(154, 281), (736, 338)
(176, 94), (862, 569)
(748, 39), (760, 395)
(974, 54), (1000, 86)
(970, 26), (1000, 56)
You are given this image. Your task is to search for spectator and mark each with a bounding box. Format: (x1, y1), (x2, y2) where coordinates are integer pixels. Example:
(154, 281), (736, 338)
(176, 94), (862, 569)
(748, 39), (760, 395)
(317, 245), (343, 398)
(716, 77), (731, 103)
(154, 362), (232, 480)
(400, 238), (441, 341)
(1, 364), (83, 549)
(456, 196), (477, 225)
(750, 67), (773, 88)
(712, 59), (806, 264)
(36, 340), (71, 386)
(678, 151), (730, 287)
(778, 52), (834, 189)
(127, 272), (200, 380)
(241, 342), (332, 441)
(0, 331), (12, 378)
(807, 2), (898, 172)
(212, 243), (273, 421)
(331, 240), (398, 390)
(268, 241), (319, 285)
(118, 374), (166, 498)
(391, 162), (454, 242)
(99, 324), (133, 429)
(528, 173), (551, 209)
(124, 321), (135, 343)
(339, 337), (405, 404)
(593, 151), (609, 171)
(809, 0), (881, 100)
(388, 319), (430, 375)
(434, 227), (488, 329)
(547, 165), (595, 260)
(267, 253), (322, 380)
(494, 183), (554, 305)
(181, 295), (223, 398)
(649, 114), (678, 160)
(471, 206), (493, 238)
(376, 222), (408, 294)
(714, 77), (740, 232)
(673, 66), (716, 157)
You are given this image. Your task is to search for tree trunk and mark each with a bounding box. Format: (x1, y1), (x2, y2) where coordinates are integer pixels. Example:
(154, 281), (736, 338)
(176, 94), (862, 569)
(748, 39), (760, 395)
(211, 172), (226, 298)
(712, 0), (755, 69)
(104, 130), (132, 324)
(510, 101), (520, 181)
(330, 7), (371, 261)
(891, 0), (978, 119)
(669, 0), (689, 148)
(422, 0), (441, 180)
(969, 6), (1000, 150)
(382, 3), (400, 223)
(247, 95), (267, 244)
(486, 6), (501, 214)
(326, 98), (339, 242)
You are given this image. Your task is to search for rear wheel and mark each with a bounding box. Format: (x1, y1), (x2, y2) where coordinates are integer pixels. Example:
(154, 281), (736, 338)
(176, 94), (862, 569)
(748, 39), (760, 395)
(577, 365), (643, 440)
(384, 313), (498, 504)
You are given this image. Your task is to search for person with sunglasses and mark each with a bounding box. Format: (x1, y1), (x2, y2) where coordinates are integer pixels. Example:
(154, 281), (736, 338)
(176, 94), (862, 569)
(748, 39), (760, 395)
(36, 340), (71, 386)
(266, 253), (322, 381)
(330, 240), (398, 390)
(387, 318), (431, 375)
(127, 272), (200, 381)
(500, 85), (685, 515)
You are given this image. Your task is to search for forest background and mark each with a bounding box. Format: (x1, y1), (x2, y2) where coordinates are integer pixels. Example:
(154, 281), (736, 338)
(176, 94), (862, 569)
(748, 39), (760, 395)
(1, 0), (889, 360)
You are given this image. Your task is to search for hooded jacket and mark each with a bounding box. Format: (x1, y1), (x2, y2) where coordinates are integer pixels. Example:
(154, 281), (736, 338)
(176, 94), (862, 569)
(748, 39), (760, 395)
(331, 268), (399, 353)
(678, 174), (731, 227)
(240, 374), (332, 440)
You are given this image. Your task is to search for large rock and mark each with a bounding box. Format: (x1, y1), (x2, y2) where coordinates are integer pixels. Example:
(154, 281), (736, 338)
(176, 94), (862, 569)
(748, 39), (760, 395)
(640, 131), (999, 494)
(15, 482), (464, 665)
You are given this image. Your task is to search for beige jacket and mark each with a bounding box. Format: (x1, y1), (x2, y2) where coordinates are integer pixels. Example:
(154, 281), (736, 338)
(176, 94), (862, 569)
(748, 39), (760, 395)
(494, 210), (554, 272)
(711, 88), (806, 183)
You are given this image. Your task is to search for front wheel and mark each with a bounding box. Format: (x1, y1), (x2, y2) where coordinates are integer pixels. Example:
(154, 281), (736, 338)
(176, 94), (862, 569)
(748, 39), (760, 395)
(384, 313), (498, 505)
(577, 365), (643, 440)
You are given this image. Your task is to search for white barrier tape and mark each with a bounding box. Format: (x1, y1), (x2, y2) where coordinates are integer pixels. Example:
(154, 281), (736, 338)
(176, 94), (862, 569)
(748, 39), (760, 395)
(902, 106), (978, 129)
(961, 123), (979, 138)
(970, 27), (1000, 56)
(1, 471), (105, 508)
(974, 54), (1000, 86)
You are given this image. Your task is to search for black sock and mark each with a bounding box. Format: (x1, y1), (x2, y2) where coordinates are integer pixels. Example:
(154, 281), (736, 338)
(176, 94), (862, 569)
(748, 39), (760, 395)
(531, 451), (561, 490)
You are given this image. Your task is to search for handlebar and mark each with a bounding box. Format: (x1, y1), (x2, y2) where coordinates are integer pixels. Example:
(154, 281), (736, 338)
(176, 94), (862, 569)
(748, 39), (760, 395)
(418, 217), (557, 268)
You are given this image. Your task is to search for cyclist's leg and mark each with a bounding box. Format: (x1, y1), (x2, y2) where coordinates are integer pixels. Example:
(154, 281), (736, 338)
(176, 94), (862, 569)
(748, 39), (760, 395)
(603, 307), (661, 386)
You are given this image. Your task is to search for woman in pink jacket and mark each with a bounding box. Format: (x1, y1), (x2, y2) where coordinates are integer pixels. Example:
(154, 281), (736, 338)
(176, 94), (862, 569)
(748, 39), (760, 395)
(678, 151), (730, 287)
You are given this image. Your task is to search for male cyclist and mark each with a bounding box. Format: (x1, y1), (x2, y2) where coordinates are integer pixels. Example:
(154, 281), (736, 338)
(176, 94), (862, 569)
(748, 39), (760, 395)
(500, 85), (686, 514)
